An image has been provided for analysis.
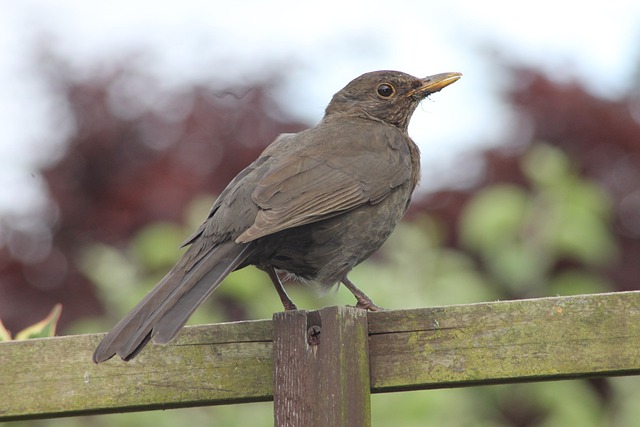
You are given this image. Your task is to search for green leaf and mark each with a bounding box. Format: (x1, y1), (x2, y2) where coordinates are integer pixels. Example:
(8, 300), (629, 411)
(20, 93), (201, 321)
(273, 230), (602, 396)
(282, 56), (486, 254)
(131, 222), (185, 270)
(15, 304), (62, 340)
(460, 184), (529, 252)
(522, 143), (571, 188)
(554, 205), (618, 265)
(0, 319), (12, 341)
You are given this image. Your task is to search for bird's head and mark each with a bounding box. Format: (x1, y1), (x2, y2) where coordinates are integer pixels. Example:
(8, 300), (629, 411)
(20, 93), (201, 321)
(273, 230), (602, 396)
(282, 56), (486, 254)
(325, 70), (461, 132)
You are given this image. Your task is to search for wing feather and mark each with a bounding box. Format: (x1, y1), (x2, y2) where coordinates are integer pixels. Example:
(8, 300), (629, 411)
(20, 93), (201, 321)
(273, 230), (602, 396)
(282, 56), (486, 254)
(236, 120), (413, 243)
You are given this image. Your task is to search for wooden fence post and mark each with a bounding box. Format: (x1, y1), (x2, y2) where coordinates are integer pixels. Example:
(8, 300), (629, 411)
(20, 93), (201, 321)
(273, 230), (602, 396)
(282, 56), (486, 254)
(273, 306), (370, 427)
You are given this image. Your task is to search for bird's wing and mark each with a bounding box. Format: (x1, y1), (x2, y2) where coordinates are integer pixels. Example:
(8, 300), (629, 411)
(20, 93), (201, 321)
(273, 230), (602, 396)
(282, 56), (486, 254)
(236, 120), (414, 243)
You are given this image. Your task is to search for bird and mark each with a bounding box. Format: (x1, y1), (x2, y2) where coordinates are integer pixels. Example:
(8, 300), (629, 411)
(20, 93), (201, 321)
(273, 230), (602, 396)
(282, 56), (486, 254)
(92, 70), (461, 363)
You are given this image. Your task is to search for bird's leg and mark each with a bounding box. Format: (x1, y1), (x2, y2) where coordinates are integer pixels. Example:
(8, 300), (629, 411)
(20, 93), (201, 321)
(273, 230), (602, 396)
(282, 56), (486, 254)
(266, 266), (298, 311)
(341, 277), (383, 311)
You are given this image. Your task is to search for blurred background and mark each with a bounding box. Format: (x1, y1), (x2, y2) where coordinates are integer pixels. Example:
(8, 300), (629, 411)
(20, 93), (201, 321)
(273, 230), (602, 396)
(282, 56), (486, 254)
(2, 0), (640, 426)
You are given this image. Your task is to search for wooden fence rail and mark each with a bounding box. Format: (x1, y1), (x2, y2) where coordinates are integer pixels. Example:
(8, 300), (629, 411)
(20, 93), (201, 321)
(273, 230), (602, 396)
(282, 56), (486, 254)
(2, 291), (640, 424)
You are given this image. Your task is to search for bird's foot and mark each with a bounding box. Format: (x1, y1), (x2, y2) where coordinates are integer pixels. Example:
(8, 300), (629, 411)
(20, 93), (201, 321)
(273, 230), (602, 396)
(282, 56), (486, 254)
(342, 277), (384, 311)
(354, 298), (384, 312)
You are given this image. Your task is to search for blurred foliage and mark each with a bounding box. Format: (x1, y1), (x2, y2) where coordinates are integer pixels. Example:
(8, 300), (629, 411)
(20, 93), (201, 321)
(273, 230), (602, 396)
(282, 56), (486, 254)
(3, 57), (640, 426)
(460, 143), (615, 296)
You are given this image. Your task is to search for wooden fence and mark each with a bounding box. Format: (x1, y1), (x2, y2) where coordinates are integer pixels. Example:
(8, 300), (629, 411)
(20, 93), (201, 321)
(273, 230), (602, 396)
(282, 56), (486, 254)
(2, 291), (640, 425)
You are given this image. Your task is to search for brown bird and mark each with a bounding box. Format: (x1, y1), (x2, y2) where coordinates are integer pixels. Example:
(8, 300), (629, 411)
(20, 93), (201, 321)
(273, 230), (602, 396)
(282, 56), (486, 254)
(92, 70), (461, 363)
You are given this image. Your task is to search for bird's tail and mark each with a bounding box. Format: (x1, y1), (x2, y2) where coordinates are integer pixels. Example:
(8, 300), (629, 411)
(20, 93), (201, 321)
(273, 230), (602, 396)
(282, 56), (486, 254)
(92, 241), (255, 363)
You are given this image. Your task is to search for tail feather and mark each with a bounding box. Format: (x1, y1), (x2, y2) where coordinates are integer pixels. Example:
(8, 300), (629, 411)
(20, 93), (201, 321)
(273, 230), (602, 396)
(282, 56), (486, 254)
(152, 250), (249, 344)
(93, 241), (254, 363)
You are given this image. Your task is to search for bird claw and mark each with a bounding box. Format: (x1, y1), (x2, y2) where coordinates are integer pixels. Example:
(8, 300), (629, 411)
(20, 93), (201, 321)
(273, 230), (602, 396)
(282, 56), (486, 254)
(354, 298), (384, 312)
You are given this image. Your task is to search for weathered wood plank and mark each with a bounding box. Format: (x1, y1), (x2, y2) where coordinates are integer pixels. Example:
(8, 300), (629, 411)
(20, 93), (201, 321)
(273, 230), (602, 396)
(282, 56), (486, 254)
(368, 291), (640, 391)
(273, 306), (370, 427)
(1, 291), (639, 421)
(1, 319), (274, 421)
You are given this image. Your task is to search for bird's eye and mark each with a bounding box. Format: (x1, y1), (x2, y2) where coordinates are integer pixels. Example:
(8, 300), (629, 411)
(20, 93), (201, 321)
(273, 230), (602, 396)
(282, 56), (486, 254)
(377, 83), (395, 98)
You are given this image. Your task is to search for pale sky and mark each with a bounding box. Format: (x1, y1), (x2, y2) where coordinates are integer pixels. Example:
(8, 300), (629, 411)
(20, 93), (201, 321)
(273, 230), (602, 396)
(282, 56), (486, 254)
(1, 0), (639, 224)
